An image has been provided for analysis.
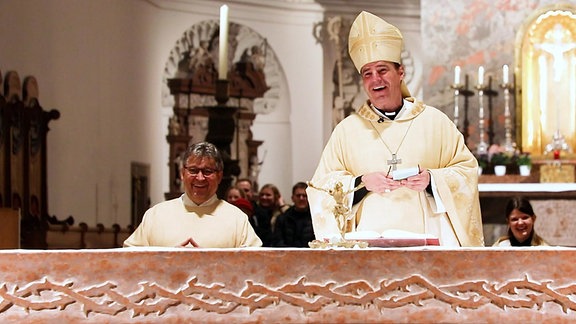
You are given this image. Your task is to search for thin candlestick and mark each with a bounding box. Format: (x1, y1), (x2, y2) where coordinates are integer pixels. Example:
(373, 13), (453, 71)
(476, 85), (488, 155)
(501, 82), (514, 153)
(453, 88), (460, 126)
(451, 66), (463, 128)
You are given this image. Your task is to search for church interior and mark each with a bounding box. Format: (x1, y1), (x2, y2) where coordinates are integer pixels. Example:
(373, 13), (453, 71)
(2, 0), (576, 321)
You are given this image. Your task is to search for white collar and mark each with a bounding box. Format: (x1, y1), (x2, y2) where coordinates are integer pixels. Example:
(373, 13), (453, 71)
(370, 99), (409, 120)
(182, 193), (219, 207)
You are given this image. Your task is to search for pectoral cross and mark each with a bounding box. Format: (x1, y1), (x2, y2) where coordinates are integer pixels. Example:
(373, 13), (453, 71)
(387, 154), (402, 170)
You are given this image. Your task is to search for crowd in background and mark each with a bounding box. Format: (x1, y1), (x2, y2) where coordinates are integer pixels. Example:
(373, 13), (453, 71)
(226, 179), (315, 247)
(226, 179), (549, 248)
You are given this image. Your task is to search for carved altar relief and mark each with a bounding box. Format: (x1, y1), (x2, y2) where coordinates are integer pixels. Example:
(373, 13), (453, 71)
(516, 5), (576, 157)
(1, 249), (576, 322)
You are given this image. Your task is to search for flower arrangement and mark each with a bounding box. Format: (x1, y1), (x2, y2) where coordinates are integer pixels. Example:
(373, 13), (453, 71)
(516, 153), (532, 166)
(488, 144), (512, 166)
(490, 152), (512, 166)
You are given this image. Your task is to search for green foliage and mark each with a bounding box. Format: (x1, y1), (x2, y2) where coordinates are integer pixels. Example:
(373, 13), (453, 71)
(516, 153), (532, 166)
(476, 154), (489, 169)
(490, 152), (512, 166)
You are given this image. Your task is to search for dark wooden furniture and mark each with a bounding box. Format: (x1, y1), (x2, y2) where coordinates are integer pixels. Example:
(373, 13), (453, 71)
(0, 69), (60, 248)
(0, 208), (20, 249)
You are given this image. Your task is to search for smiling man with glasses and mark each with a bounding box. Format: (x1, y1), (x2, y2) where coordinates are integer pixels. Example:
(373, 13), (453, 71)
(124, 142), (262, 248)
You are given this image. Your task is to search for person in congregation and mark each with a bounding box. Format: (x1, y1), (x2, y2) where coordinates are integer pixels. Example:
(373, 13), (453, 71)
(493, 196), (549, 247)
(236, 178), (257, 204)
(253, 183), (289, 247)
(232, 197), (258, 229)
(234, 178), (261, 232)
(124, 142), (262, 248)
(306, 11), (484, 247)
(225, 185), (246, 204)
(273, 182), (315, 247)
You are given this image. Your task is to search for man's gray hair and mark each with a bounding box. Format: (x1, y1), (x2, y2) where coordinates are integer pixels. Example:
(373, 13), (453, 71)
(183, 142), (223, 171)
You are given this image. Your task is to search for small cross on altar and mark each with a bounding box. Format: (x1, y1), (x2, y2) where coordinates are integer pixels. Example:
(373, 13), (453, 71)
(387, 154), (402, 170)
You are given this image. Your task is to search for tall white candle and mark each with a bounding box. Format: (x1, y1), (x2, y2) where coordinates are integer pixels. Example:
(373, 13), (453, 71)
(478, 66), (484, 86)
(502, 64), (509, 84)
(218, 5), (229, 80)
(454, 66), (461, 85)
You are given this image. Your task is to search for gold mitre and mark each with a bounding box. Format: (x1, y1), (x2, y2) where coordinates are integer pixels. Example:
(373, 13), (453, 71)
(348, 11), (403, 70)
(348, 11), (411, 98)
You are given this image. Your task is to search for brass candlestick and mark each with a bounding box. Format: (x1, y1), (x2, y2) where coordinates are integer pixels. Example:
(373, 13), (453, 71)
(475, 82), (489, 155)
(500, 81), (515, 153)
(451, 84), (462, 126)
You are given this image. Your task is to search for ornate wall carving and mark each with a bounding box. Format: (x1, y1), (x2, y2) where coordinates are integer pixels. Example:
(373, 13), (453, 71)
(161, 20), (286, 198)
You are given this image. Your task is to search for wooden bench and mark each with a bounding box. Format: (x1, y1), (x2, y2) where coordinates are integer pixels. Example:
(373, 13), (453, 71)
(0, 208), (20, 249)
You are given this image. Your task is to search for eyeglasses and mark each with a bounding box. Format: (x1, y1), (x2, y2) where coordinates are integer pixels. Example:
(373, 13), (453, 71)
(183, 166), (219, 177)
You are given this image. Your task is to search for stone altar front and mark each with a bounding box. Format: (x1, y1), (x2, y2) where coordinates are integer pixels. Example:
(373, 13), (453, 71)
(0, 248), (575, 322)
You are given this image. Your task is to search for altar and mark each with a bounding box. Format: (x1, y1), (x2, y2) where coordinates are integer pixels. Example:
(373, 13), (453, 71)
(0, 248), (575, 323)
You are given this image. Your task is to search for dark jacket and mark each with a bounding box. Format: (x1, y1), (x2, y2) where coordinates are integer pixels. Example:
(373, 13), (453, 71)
(272, 206), (315, 247)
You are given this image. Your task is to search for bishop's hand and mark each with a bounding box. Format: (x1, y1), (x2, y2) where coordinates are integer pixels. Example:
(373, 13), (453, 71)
(361, 171), (402, 194)
(399, 167), (430, 192)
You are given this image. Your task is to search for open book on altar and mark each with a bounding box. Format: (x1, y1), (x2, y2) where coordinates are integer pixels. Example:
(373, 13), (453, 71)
(344, 229), (440, 247)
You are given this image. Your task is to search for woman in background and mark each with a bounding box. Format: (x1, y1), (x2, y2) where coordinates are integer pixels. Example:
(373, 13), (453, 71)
(225, 186), (246, 204)
(493, 196), (548, 247)
(253, 184), (289, 246)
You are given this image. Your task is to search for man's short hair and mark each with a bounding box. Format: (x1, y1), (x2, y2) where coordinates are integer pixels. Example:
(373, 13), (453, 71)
(292, 181), (308, 194)
(236, 178), (253, 186)
(183, 142), (223, 171)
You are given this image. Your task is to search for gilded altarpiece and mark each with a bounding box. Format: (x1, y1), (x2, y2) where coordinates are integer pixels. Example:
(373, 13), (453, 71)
(516, 5), (576, 157)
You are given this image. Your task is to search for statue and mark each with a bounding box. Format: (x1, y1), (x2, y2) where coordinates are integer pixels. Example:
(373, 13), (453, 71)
(168, 116), (183, 136)
(240, 41), (267, 71)
(307, 180), (367, 248)
(188, 40), (213, 73)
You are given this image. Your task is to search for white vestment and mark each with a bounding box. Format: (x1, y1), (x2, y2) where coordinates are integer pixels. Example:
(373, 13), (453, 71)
(124, 194), (262, 248)
(307, 99), (484, 247)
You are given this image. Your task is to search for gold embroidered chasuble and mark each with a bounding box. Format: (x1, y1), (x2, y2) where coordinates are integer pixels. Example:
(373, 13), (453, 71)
(307, 99), (484, 247)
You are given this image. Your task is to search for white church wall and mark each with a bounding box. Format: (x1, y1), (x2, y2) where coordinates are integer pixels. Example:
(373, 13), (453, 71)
(0, 0), (166, 226)
(238, 7), (326, 198)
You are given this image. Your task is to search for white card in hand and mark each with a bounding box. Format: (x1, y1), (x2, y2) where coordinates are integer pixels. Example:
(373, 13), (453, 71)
(392, 167), (419, 180)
